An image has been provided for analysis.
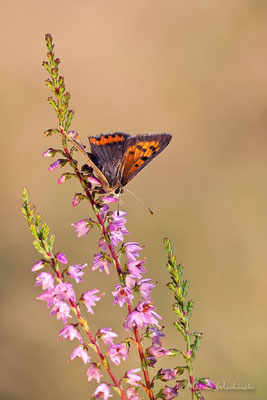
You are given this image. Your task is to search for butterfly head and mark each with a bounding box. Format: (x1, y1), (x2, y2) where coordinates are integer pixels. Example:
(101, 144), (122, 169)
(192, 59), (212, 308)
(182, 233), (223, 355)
(110, 185), (124, 198)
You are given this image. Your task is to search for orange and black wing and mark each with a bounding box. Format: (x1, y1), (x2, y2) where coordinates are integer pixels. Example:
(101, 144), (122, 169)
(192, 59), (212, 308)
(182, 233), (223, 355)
(88, 133), (130, 189)
(61, 130), (110, 187)
(120, 133), (172, 186)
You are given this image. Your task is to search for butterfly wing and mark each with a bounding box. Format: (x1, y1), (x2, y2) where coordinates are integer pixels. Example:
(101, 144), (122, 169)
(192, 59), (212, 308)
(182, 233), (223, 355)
(62, 130), (110, 187)
(120, 133), (172, 186)
(88, 133), (130, 189)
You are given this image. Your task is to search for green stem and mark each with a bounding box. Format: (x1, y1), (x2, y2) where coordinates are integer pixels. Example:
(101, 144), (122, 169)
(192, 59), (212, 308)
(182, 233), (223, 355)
(183, 307), (197, 399)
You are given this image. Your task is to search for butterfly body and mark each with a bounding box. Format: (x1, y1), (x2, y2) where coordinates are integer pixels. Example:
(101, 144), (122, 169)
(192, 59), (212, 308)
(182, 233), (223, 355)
(66, 131), (172, 193)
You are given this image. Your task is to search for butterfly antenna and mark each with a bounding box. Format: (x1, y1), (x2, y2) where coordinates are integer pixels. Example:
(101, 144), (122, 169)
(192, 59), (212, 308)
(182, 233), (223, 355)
(117, 193), (121, 216)
(125, 189), (154, 215)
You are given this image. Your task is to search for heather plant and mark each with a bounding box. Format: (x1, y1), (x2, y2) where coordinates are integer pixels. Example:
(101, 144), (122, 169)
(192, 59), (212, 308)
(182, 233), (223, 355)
(21, 34), (216, 400)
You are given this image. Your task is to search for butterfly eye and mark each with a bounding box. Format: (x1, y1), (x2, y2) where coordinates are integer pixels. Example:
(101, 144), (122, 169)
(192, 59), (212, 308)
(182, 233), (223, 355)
(114, 187), (121, 195)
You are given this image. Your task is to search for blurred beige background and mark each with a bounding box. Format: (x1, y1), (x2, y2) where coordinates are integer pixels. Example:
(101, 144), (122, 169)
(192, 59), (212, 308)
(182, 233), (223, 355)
(1, 0), (266, 399)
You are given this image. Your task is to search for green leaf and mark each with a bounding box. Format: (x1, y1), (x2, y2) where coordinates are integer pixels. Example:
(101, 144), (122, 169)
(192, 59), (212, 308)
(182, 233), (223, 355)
(33, 240), (47, 257)
(44, 128), (60, 137)
(86, 343), (98, 353)
(48, 234), (55, 251)
(102, 357), (109, 369)
(29, 224), (38, 239)
(141, 357), (148, 370)
(41, 223), (50, 240)
(104, 232), (111, 245)
(45, 79), (53, 90)
(35, 214), (42, 227)
(112, 387), (122, 396)
(173, 321), (186, 338)
(22, 187), (28, 202)
(175, 367), (185, 375)
(65, 109), (74, 130)
(191, 332), (203, 359)
(187, 300), (194, 317)
(167, 282), (176, 292)
(181, 280), (189, 298)
(173, 304), (185, 319)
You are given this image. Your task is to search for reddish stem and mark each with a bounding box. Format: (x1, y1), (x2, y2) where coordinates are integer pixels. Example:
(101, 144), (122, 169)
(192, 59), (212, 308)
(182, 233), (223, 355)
(93, 209), (154, 400)
(61, 139), (155, 399)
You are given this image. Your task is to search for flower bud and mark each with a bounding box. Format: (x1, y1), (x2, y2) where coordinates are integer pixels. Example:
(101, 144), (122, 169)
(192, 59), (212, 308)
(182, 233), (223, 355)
(31, 260), (46, 272)
(48, 159), (66, 171)
(42, 148), (57, 157)
(55, 252), (68, 264)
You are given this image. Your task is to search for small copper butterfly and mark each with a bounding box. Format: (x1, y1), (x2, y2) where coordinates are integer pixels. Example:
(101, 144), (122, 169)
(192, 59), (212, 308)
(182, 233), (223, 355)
(65, 131), (172, 194)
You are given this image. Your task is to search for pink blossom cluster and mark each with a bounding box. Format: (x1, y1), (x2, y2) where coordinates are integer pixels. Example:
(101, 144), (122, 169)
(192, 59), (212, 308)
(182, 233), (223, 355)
(31, 252), (119, 396)
(71, 205), (182, 398)
(31, 197), (215, 399)
(78, 204), (184, 400)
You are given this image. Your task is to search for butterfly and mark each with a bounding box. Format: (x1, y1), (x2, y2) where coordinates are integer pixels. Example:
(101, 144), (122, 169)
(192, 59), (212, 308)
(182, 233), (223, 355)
(65, 131), (172, 194)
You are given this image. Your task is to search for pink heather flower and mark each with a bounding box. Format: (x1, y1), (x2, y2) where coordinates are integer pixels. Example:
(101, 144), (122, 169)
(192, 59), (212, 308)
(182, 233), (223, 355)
(108, 211), (130, 246)
(125, 274), (136, 289)
(87, 363), (103, 383)
(126, 387), (141, 400)
(108, 343), (129, 366)
(127, 259), (146, 279)
(195, 379), (216, 390)
(54, 282), (76, 302)
(136, 300), (161, 326)
(31, 260), (46, 272)
(42, 148), (56, 157)
(112, 285), (133, 307)
(147, 327), (165, 346)
(70, 346), (91, 364)
(37, 288), (55, 308)
(48, 159), (65, 171)
(94, 383), (112, 399)
(158, 369), (178, 381)
(124, 304), (161, 332)
(72, 194), (80, 207)
(146, 356), (157, 368)
(148, 345), (167, 358)
(35, 272), (54, 290)
(125, 242), (142, 261)
(102, 196), (118, 204)
(124, 310), (145, 330)
(56, 252), (68, 264)
(59, 324), (82, 343)
(83, 289), (103, 314)
(57, 174), (67, 184)
(162, 384), (180, 400)
(109, 226), (129, 246)
(50, 300), (72, 324)
(112, 210), (127, 223)
(98, 237), (108, 252)
(99, 204), (109, 221)
(68, 264), (87, 283)
(87, 175), (101, 185)
(138, 279), (155, 299)
(92, 253), (111, 275)
(97, 328), (118, 346)
(125, 369), (142, 387)
(72, 219), (91, 238)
